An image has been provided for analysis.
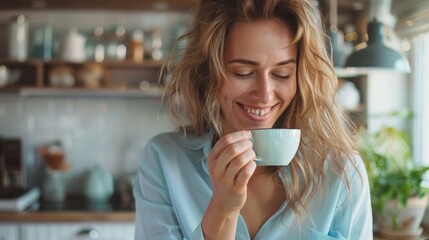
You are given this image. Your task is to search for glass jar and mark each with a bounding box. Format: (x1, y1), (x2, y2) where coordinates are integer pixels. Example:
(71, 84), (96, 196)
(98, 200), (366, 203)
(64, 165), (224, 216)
(106, 26), (127, 61)
(32, 24), (53, 60)
(150, 28), (163, 61)
(127, 29), (144, 62)
(42, 170), (65, 203)
(85, 26), (105, 62)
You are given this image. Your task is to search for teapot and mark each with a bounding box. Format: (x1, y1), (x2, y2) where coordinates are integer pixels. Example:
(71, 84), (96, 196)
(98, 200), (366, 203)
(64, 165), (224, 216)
(83, 165), (114, 204)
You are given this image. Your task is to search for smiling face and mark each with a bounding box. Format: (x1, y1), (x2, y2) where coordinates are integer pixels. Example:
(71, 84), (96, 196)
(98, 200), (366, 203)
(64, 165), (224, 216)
(220, 20), (298, 135)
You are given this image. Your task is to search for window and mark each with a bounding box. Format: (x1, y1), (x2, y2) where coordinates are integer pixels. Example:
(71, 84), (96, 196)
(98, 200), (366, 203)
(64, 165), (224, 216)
(396, 3), (429, 166)
(411, 33), (429, 166)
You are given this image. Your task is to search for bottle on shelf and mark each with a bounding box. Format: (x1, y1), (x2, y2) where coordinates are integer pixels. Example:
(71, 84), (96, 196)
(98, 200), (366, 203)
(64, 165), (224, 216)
(127, 29), (144, 62)
(105, 26), (127, 61)
(85, 26), (106, 63)
(32, 23), (53, 61)
(150, 28), (163, 61)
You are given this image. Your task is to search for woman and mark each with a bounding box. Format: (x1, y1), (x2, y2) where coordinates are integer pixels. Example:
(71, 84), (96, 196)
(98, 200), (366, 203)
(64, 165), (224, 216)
(134, 0), (373, 239)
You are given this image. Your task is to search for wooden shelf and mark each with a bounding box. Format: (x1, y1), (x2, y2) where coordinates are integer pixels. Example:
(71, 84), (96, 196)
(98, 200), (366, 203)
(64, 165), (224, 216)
(0, 59), (44, 87)
(0, 0), (193, 11)
(0, 58), (167, 98)
(343, 103), (366, 113)
(18, 87), (164, 98)
(43, 59), (165, 68)
(335, 67), (367, 78)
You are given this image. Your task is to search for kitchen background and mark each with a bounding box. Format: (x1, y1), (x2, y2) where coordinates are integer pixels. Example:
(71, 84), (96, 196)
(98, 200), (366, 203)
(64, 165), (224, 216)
(0, 0), (428, 213)
(1, 0), (429, 239)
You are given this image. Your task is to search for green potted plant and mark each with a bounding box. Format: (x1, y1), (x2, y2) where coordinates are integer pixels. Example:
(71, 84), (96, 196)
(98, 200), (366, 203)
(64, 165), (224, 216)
(358, 125), (429, 238)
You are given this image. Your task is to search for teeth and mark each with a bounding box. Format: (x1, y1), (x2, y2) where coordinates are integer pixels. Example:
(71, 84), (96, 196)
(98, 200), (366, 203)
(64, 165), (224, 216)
(242, 105), (271, 117)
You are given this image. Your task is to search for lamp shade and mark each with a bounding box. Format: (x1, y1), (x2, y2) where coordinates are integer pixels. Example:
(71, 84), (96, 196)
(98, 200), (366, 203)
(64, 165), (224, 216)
(345, 19), (410, 72)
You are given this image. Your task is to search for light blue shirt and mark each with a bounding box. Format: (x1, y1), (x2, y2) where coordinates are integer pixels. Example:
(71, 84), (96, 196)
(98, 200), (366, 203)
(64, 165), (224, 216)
(134, 131), (373, 240)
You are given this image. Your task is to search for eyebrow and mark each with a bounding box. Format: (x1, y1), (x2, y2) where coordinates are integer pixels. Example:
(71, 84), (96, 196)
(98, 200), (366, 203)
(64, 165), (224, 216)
(227, 59), (296, 66)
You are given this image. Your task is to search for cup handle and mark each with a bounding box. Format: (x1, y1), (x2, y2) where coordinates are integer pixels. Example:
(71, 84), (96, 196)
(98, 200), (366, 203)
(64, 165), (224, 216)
(254, 156), (263, 166)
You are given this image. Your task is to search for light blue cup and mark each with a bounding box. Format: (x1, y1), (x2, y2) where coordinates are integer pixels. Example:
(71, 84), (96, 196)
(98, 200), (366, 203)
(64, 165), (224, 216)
(251, 128), (301, 166)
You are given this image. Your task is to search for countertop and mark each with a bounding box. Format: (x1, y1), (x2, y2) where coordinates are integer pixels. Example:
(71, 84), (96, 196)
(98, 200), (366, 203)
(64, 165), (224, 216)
(2, 193), (429, 238)
(0, 211), (134, 222)
(0, 193), (135, 222)
(2, 210), (428, 238)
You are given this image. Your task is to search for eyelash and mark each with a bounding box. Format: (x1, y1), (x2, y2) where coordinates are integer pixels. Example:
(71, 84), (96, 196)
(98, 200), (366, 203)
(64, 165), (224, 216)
(233, 72), (290, 80)
(272, 74), (290, 80)
(233, 72), (253, 78)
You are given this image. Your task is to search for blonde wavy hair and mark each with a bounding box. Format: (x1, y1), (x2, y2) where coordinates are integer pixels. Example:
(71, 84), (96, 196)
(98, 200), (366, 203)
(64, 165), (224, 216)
(164, 0), (359, 217)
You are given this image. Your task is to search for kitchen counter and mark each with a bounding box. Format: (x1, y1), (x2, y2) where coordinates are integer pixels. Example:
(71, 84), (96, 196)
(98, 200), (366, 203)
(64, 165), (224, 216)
(0, 193), (135, 222)
(0, 211), (134, 222)
(2, 213), (429, 238)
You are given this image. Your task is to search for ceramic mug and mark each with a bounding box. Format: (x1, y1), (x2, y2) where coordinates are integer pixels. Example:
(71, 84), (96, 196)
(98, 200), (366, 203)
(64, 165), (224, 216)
(250, 128), (301, 166)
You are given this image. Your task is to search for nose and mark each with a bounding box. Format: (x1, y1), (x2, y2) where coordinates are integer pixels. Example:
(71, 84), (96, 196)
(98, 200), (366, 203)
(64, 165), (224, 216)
(252, 73), (274, 103)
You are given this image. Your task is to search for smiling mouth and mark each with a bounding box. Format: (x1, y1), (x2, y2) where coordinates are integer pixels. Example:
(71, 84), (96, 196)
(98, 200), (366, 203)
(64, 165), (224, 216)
(240, 104), (272, 117)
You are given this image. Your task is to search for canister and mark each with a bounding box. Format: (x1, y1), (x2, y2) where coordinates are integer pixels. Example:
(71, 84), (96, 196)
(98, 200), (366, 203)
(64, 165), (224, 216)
(32, 24), (53, 60)
(9, 14), (29, 61)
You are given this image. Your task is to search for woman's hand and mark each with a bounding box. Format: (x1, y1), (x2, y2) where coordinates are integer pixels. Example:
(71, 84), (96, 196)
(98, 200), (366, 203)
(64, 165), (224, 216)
(207, 130), (257, 212)
(201, 130), (257, 240)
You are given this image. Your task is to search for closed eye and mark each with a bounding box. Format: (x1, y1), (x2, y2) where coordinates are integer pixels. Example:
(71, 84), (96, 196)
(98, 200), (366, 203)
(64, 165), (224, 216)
(234, 72), (254, 78)
(272, 73), (290, 79)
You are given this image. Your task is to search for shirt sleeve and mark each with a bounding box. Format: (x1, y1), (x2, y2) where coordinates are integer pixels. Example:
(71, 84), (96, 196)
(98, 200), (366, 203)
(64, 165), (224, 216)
(331, 155), (374, 240)
(133, 137), (205, 240)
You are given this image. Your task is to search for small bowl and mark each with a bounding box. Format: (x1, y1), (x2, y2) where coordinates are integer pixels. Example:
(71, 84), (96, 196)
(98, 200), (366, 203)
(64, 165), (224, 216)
(0, 65), (21, 88)
(0, 65), (10, 87)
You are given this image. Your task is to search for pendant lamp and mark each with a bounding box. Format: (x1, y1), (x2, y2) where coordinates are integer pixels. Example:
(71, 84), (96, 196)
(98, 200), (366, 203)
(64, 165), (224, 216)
(344, 18), (410, 72)
(328, 0), (346, 67)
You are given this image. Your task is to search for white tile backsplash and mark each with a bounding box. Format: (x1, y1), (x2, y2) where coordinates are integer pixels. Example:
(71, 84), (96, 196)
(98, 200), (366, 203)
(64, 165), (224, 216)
(0, 95), (175, 193)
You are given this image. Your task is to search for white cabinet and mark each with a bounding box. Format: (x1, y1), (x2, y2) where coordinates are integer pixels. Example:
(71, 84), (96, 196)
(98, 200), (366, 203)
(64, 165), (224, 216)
(20, 222), (135, 240)
(0, 223), (19, 240)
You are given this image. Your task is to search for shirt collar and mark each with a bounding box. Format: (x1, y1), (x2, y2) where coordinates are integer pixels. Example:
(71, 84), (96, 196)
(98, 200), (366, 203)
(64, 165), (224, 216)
(186, 131), (213, 174)
(187, 131), (213, 159)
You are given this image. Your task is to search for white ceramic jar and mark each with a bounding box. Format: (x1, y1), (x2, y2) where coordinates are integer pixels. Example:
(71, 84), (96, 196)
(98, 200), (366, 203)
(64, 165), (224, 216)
(8, 14), (28, 61)
(61, 28), (86, 63)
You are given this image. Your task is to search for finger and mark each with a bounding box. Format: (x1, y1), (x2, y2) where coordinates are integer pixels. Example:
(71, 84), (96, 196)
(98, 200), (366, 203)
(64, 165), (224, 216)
(235, 160), (257, 186)
(213, 139), (253, 178)
(223, 148), (256, 183)
(210, 130), (252, 160)
(207, 131), (252, 177)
